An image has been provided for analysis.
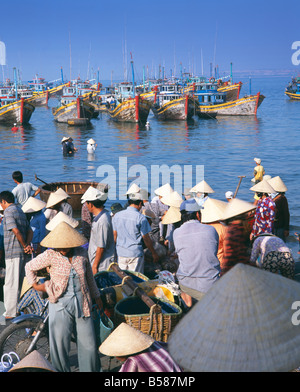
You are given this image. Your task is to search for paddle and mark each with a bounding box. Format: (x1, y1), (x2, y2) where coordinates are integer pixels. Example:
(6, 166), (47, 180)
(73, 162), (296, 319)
(34, 174), (49, 186)
(233, 175), (246, 198)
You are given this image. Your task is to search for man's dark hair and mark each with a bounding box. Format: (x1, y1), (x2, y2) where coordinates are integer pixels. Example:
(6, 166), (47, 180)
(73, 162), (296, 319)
(89, 199), (105, 209)
(12, 171), (23, 183)
(128, 199), (143, 207)
(180, 210), (200, 224)
(0, 191), (15, 204)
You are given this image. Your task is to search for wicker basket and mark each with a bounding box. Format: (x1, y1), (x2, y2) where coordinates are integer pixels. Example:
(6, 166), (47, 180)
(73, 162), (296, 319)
(114, 296), (182, 342)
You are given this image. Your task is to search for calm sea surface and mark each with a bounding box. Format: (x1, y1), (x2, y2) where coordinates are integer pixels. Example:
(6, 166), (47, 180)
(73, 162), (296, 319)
(0, 76), (299, 256)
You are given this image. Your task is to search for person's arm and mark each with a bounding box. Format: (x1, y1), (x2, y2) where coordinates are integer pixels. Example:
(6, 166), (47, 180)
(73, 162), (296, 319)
(12, 227), (33, 254)
(113, 230), (117, 243)
(142, 233), (159, 263)
(33, 188), (41, 197)
(92, 247), (105, 275)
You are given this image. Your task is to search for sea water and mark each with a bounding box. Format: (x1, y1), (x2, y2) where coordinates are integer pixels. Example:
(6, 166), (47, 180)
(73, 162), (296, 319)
(0, 75), (299, 258)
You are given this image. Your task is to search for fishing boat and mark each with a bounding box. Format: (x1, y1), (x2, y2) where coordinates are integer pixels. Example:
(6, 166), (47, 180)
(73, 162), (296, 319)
(198, 92), (265, 117)
(151, 82), (198, 120)
(0, 80), (35, 124)
(39, 181), (107, 212)
(285, 77), (300, 100)
(52, 84), (95, 124)
(0, 96), (35, 124)
(192, 80), (225, 119)
(217, 81), (242, 102)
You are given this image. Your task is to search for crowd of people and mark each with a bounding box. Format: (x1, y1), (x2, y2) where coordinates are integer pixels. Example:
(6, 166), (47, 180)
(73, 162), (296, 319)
(0, 157), (295, 372)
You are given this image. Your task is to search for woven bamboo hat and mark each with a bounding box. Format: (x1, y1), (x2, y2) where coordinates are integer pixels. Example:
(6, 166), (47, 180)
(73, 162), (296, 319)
(87, 138), (96, 144)
(125, 183), (140, 195)
(169, 263), (300, 372)
(46, 192), (67, 208)
(8, 350), (57, 372)
(254, 157), (261, 164)
(154, 183), (174, 197)
(267, 176), (288, 193)
(201, 197), (228, 223)
(61, 136), (70, 143)
(45, 211), (79, 231)
(55, 188), (71, 199)
(40, 221), (87, 248)
(22, 197), (46, 213)
(250, 179), (275, 194)
(221, 198), (256, 221)
(190, 180), (214, 194)
(81, 186), (108, 203)
(161, 206), (181, 225)
(161, 191), (183, 208)
(99, 323), (154, 357)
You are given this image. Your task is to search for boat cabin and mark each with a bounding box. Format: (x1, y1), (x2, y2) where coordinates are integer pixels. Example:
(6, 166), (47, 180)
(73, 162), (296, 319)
(194, 82), (226, 105)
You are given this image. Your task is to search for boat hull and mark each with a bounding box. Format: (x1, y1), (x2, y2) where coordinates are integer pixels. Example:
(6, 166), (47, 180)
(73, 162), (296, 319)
(28, 91), (50, 106)
(106, 96), (151, 124)
(52, 100), (95, 123)
(152, 96), (197, 120)
(197, 93), (265, 116)
(0, 99), (35, 124)
(218, 82), (242, 102)
(285, 91), (300, 100)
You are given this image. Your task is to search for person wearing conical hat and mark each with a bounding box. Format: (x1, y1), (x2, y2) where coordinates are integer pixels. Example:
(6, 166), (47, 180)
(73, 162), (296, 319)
(22, 197), (47, 256)
(99, 323), (182, 372)
(201, 197), (228, 269)
(44, 189), (73, 224)
(253, 157), (265, 184)
(61, 136), (77, 155)
(25, 222), (103, 372)
(250, 180), (276, 240)
(81, 186), (115, 275)
(221, 198), (257, 276)
(87, 138), (97, 154)
(268, 176), (290, 242)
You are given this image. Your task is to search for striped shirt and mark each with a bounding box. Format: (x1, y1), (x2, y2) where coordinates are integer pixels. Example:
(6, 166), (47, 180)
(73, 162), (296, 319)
(3, 203), (30, 259)
(119, 341), (182, 372)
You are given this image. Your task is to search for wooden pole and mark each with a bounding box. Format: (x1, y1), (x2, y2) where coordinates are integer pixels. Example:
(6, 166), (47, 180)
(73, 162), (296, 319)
(233, 176), (246, 198)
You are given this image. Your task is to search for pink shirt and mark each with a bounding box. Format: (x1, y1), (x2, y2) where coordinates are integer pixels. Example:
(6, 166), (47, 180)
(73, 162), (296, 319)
(25, 247), (100, 317)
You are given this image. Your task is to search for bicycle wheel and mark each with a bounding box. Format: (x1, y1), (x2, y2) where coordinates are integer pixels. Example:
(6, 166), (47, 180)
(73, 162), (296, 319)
(0, 319), (50, 360)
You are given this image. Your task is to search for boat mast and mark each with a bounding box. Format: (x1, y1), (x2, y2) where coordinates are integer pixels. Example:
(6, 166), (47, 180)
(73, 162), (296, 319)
(130, 52), (135, 98)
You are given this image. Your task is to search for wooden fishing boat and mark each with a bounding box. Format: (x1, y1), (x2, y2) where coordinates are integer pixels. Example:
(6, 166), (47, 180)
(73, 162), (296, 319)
(106, 95), (152, 124)
(152, 83), (197, 120)
(196, 92), (265, 117)
(285, 77), (300, 100)
(217, 81), (242, 101)
(0, 97), (35, 124)
(39, 181), (107, 212)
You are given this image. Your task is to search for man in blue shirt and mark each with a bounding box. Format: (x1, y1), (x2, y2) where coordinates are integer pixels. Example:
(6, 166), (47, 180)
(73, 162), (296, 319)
(173, 198), (220, 307)
(112, 191), (159, 273)
(11, 171), (41, 207)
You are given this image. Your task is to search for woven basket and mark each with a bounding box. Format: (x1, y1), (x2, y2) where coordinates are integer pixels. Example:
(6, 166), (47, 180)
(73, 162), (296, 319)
(114, 296), (182, 342)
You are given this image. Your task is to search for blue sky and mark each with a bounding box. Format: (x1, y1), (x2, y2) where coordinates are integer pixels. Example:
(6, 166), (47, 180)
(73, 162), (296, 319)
(0, 0), (299, 83)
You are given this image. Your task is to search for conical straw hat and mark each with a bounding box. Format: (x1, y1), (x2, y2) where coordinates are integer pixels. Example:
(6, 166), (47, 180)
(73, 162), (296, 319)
(190, 180), (214, 194)
(161, 191), (183, 208)
(201, 197), (228, 223)
(169, 263), (300, 372)
(45, 211), (79, 231)
(8, 350), (57, 372)
(99, 322), (154, 357)
(267, 176), (287, 193)
(46, 192), (67, 208)
(125, 183), (140, 195)
(87, 138), (96, 144)
(154, 183), (174, 197)
(40, 221), (87, 248)
(55, 188), (71, 199)
(22, 197), (46, 213)
(250, 179), (275, 194)
(161, 206), (181, 225)
(221, 198), (256, 221)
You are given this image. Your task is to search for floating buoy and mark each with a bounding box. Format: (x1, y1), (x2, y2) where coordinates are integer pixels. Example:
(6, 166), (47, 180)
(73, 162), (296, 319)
(11, 123), (19, 132)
